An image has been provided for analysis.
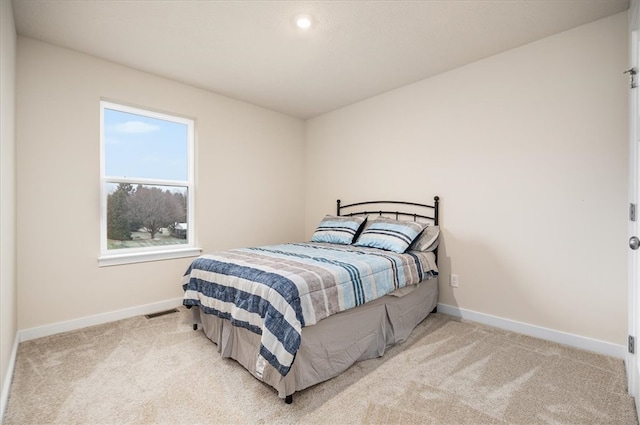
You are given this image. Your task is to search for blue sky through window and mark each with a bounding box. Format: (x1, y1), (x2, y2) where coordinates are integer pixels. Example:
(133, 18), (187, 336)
(104, 108), (188, 181)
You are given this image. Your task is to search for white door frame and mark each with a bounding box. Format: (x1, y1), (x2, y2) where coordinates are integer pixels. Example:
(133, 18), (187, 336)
(628, 27), (638, 401)
(628, 2), (640, 413)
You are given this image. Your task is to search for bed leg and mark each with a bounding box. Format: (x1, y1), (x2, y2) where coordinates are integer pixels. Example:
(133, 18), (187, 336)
(285, 395), (293, 404)
(193, 324), (198, 331)
(431, 305), (437, 314)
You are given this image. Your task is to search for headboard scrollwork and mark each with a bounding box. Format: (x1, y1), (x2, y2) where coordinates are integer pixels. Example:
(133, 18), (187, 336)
(336, 196), (439, 226)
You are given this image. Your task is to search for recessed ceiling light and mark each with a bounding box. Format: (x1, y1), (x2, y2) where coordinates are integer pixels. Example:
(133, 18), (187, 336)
(295, 15), (313, 30)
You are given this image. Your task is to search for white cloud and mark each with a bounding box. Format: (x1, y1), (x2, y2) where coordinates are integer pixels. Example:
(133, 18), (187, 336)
(110, 121), (160, 134)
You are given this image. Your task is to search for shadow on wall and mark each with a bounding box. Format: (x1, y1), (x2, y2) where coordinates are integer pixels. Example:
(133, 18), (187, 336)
(435, 229), (535, 321)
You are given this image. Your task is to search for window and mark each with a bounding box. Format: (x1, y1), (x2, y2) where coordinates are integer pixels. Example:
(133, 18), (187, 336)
(99, 101), (199, 266)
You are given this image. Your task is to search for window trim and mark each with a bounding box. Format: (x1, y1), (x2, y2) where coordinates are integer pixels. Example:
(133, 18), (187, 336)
(98, 100), (200, 267)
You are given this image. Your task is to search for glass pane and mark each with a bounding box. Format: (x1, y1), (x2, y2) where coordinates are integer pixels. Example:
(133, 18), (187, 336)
(106, 183), (188, 250)
(104, 108), (188, 181)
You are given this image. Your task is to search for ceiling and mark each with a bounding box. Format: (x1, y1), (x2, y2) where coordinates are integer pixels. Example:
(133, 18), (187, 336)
(11, 0), (630, 119)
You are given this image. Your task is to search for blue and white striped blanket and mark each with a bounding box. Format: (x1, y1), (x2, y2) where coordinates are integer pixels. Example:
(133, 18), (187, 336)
(182, 242), (438, 376)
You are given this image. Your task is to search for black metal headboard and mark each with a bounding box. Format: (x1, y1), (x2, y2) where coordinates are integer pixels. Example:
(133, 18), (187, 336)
(336, 196), (440, 225)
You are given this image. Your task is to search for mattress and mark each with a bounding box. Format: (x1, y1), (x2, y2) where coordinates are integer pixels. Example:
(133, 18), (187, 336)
(182, 242), (438, 376)
(192, 276), (438, 399)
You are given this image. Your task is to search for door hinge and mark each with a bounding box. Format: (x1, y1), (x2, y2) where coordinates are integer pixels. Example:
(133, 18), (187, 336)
(624, 68), (638, 89)
(630, 335), (635, 354)
(631, 203), (637, 222)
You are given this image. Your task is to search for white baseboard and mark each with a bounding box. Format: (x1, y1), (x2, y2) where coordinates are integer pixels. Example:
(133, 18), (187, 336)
(0, 332), (19, 424)
(437, 303), (626, 359)
(19, 297), (184, 342)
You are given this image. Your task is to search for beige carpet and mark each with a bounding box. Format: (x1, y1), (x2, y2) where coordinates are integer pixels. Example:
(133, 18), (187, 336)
(3, 307), (637, 425)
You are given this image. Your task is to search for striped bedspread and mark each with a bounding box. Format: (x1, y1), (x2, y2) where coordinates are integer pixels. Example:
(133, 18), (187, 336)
(182, 242), (438, 376)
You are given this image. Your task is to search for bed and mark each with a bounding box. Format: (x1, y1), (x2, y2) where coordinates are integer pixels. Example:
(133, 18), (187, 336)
(182, 197), (440, 403)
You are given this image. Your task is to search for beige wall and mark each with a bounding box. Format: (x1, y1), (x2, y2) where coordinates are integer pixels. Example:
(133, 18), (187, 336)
(305, 12), (629, 345)
(16, 37), (305, 330)
(1, 0), (17, 413)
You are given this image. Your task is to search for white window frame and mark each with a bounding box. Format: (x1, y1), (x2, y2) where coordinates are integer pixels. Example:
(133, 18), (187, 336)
(98, 100), (200, 267)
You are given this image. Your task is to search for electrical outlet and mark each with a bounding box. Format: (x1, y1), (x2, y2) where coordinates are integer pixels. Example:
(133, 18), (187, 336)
(450, 274), (459, 288)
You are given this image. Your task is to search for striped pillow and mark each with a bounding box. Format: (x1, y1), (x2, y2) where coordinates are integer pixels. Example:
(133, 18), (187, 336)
(354, 218), (427, 253)
(311, 215), (366, 245)
(409, 225), (440, 252)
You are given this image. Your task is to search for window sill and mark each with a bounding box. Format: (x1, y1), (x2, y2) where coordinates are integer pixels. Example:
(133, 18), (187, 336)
(98, 247), (202, 267)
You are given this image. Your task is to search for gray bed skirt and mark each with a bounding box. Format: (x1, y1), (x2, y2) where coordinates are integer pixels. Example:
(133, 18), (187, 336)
(192, 277), (438, 399)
